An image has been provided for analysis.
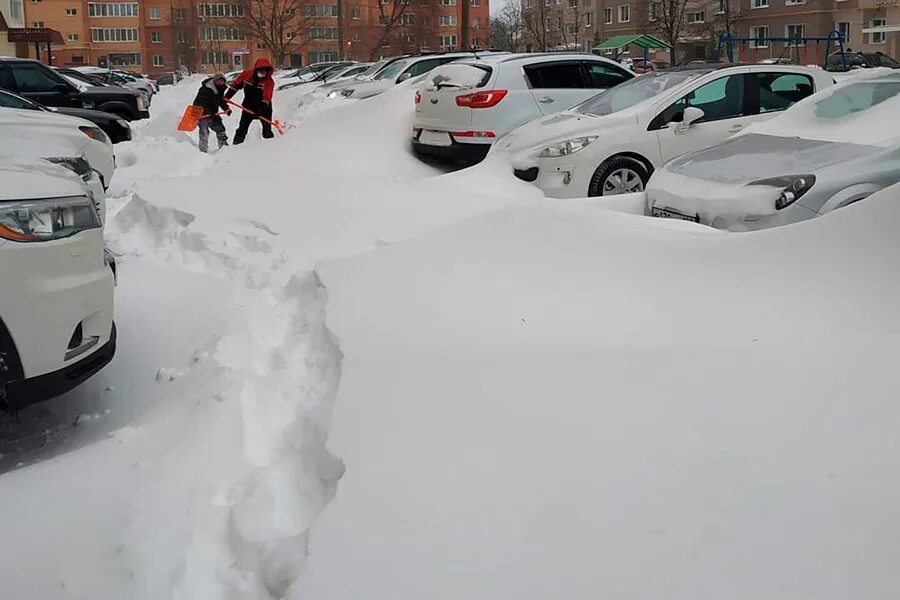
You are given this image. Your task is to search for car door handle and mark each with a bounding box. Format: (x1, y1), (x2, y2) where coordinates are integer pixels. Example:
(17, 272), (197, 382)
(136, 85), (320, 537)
(537, 97), (555, 104)
(728, 124), (744, 132)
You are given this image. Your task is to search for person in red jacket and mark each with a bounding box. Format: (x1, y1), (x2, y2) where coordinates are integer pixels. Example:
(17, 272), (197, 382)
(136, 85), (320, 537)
(225, 57), (276, 144)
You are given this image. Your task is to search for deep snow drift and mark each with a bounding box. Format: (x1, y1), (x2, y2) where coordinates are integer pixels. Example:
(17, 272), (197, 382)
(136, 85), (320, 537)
(1, 72), (898, 600)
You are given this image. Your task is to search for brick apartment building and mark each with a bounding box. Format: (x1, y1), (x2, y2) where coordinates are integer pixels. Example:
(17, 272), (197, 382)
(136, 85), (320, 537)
(14, 0), (489, 77)
(523, 0), (897, 64)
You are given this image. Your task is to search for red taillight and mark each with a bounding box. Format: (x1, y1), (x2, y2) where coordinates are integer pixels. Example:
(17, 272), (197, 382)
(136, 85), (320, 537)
(455, 89), (508, 109)
(414, 90), (421, 104)
(450, 131), (496, 138)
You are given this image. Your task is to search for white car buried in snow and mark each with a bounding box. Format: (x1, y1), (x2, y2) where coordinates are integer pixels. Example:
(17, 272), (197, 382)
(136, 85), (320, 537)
(412, 53), (635, 163)
(0, 106), (116, 189)
(492, 64), (834, 198)
(0, 165), (116, 413)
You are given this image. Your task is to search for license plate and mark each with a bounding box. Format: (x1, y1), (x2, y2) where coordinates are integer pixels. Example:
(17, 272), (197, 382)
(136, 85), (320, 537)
(651, 206), (699, 222)
(419, 130), (452, 147)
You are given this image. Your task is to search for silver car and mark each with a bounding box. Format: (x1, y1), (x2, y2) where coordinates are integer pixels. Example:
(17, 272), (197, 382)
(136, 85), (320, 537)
(647, 70), (900, 231)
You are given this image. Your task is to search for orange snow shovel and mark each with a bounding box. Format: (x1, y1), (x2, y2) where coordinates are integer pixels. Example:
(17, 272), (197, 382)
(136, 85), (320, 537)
(176, 106), (229, 132)
(225, 98), (285, 135)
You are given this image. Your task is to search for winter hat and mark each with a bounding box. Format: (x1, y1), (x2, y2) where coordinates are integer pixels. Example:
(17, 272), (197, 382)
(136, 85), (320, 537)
(213, 72), (226, 81)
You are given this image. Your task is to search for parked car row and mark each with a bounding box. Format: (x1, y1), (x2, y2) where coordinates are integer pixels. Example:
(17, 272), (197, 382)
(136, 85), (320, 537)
(0, 58), (121, 411)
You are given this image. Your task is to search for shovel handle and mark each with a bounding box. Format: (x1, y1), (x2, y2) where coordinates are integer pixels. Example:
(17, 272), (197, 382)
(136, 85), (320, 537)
(225, 98), (284, 135)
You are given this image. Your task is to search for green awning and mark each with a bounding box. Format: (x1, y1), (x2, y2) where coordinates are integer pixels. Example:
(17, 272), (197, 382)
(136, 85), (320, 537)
(594, 34), (671, 51)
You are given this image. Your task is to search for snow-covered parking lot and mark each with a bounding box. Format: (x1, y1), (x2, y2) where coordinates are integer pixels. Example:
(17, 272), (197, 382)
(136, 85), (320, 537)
(2, 75), (900, 599)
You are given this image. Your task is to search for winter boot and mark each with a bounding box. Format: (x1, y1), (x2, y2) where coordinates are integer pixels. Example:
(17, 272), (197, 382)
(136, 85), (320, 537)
(216, 133), (229, 148)
(233, 134), (245, 145)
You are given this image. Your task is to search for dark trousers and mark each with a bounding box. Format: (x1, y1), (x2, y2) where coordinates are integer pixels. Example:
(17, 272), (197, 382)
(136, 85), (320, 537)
(233, 103), (274, 144)
(198, 116), (227, 153)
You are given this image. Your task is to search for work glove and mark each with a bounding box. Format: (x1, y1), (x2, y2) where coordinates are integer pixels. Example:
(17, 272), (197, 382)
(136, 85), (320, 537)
(225, 108), (232, 116)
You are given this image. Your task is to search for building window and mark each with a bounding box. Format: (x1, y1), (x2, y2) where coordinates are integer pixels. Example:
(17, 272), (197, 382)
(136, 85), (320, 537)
(649, 2), (659, 21)
(197, 3), (245, 18)
(401, 13), (415, 23)
(568, 0), (577, 7)
(149, 7), (161, 19)
(71, 55), (84, 63)
(871, 18), (887, 44)
(471, 0), (480, 5)
(618, 5), (629, 22)
(604, 7), (612, 23)
(837, 21), (850, 44)
(751, 0), (768, 9)
(202, 51), (229, 65)
(88, 2), (139, 17)
(151, 31), (162, 43)
(748, 25), (769, 48)
(65, 7), (77, 15)
(32, 20), (44, 27)
(9, 0), (23, 20)
(309, 51), (339, 63)
(234, 54), (242, 66)
(173, 8), (186, 20)
(67, 33), (79, 41)
(303, 4), (339, 17)
(440, 34), (457, 49)
(584, 11), (592, 26)
(175, 31), (188, 43)
(715, 0), (725, 14)
(439, 0), (457, 5)
(257, 41), (267, 49)
(785, 23), (805, 46)
(199, 26), (245, 40)
(439, 14), (457, 26)
(153, 54), (164, 67)
(351, 7), (360, 18)
(686, 11), (704, 23)
(91, 27), (139, 42)
(108, 51), (141, 65)
(352, 32), (361, 41)
(29, 0), (41, 3)
(307, 26), (338, 39)
(785, 0), (805, 5)
(566, 24), (577, 34)
(472, 36), (480, 46)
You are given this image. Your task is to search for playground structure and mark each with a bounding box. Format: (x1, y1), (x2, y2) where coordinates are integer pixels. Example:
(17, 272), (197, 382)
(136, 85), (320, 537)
(715, 30), (848, 69)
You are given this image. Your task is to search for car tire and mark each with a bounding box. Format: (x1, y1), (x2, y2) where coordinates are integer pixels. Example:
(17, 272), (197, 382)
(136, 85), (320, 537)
(588, 155), (651, 197)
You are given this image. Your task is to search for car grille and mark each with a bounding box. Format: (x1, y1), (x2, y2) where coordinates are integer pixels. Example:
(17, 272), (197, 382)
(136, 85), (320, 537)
(514, 167), (539, 183)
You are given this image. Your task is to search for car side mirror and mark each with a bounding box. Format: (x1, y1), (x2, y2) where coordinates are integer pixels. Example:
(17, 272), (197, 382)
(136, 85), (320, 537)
(397, 72), (411, 83)
(670, 106), (704, 134)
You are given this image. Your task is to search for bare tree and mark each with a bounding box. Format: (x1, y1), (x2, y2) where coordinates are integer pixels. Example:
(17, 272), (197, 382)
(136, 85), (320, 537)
(557, 0), (582, 51)
(372, 0), (415, 59)
(650, 0), (691, 64)
(490, 0), (524, 51)
(223, 0), (313, 68)
(522, 0), (552, 51)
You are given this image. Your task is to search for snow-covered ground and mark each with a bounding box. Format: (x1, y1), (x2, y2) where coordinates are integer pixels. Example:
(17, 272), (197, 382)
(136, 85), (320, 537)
(1, 74), (899, 599)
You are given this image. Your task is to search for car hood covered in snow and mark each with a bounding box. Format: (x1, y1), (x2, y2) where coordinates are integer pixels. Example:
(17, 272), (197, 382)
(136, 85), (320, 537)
(495, 110), (636, 155)
(666, 134), (878, 185)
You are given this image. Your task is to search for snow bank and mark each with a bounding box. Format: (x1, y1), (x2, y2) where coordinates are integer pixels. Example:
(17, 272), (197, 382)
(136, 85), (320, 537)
(295, 184), (900, 600)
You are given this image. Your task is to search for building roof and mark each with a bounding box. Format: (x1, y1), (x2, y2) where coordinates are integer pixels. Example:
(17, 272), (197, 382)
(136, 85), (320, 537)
(594, 34), (672, 52)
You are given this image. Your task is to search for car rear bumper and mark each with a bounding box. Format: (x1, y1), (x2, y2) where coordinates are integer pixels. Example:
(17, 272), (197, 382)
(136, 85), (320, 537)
(2, 323), (116, 411)
(412, 138), (491, 164)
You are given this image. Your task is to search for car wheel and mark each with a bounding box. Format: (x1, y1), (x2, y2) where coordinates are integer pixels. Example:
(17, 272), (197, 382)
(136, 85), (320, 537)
(588, 156), (650, 197)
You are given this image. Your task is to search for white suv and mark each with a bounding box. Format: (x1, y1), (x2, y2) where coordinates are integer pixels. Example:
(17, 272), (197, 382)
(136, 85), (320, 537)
(0, 164), (116, 412)
(412, 53), (634, 163)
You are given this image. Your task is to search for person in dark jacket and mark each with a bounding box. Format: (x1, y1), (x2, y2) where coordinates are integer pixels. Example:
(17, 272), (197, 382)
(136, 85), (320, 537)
(225, 58), (276, 144)
(192, 72), (231, 153)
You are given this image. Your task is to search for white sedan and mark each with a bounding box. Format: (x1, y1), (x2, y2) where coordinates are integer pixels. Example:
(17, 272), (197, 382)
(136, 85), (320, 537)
(413, 53), (634, 163)
(0, 165), (115, 412)
(0, 106), (115, 189)
(492, 64), (834, 198)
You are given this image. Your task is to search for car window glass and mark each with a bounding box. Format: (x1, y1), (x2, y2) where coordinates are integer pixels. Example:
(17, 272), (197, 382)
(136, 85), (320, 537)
(524, 62), (586, 89)
(405, 58), (442, 78)
(657, 74), (744, 125)
(11, 64), (67, 93)
(756, 73), (814, 113)
(813, 80), (900, 118)
(0, 90), (36, 109)
(585, 62), (632, 88)
(374, 59), (410, 80)
(574, 70), (704, 116)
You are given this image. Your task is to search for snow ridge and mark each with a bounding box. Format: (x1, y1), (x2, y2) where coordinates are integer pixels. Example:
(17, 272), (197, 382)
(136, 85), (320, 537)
(108, 193), (346, 599)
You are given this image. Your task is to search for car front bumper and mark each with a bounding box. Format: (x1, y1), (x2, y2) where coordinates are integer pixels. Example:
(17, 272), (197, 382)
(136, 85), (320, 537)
(2, 323), (116, 411)
(510, 160), (592, 199)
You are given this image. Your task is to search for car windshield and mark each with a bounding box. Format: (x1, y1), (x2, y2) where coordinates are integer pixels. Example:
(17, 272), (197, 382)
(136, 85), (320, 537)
(360, 60), (388, 78)
(813, 78), (900, 119)
(573, 69), (706, 116)
(374, 60), (410, 80)
(870, 53), (900, 68)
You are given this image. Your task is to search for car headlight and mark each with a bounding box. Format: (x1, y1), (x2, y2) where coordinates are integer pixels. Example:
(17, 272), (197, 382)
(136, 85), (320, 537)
(79, 125), (110, 145)
(0, 195), (101, 243)
(750, 175), (816, 210)
(538, 136), (598, 158)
